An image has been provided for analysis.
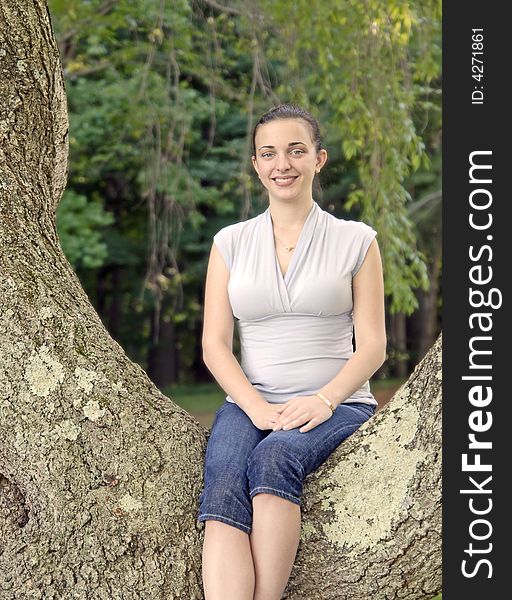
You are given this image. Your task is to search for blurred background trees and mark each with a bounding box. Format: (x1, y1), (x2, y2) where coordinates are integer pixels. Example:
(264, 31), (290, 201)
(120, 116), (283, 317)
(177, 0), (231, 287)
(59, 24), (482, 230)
(49, 0), (441, 400)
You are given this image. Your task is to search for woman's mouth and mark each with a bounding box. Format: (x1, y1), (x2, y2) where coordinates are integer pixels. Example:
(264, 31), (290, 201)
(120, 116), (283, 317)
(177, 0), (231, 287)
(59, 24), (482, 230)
(272, 175), (298, 187)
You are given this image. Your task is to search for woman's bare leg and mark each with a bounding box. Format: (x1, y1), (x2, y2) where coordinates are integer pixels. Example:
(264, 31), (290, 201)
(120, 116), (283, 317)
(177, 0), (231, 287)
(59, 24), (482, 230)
(202, 520), (255, 600)
(250, 494), (301, 600)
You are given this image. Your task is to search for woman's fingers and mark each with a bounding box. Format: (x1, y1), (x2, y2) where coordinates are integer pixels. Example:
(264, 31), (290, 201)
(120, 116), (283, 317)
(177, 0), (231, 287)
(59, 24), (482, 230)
(271, 397), (332, 432)
(277, 403), (296, 418)
(273, 406), (298, 428)
(275, 412), (310, 431)
(299, 418), (321, 433)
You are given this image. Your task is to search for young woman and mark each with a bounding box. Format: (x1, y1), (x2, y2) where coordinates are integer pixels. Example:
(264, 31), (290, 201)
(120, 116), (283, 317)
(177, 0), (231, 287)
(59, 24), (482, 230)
(198, 104), (386, 600)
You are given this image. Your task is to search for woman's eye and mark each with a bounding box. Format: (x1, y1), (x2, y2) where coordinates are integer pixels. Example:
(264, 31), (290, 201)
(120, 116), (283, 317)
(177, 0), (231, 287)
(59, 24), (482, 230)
(260, 149), (303, 158)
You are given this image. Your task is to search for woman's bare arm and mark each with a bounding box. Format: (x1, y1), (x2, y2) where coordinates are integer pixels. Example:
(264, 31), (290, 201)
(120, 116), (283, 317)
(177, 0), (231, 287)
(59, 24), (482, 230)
(317, 239), (387, 406)
(202, 243), (268, 414)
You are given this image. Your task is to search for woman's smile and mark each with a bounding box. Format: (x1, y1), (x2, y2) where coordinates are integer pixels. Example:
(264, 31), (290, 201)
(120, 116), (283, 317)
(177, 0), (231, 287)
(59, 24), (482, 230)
(272, 175), (299, 187)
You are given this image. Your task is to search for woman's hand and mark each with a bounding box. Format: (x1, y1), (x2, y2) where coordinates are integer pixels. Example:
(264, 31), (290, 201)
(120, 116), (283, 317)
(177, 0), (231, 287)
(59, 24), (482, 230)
(272, 395), (333, 433)
(247, 401), (286, 431)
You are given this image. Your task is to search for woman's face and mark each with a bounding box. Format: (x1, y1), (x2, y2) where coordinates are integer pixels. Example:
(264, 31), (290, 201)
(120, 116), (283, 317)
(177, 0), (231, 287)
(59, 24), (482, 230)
(252, 118), (327, 202)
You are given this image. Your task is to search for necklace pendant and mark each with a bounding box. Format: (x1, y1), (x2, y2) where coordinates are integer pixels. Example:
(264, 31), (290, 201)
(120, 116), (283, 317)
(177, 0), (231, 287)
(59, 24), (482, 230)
(284, 246), (293, 252)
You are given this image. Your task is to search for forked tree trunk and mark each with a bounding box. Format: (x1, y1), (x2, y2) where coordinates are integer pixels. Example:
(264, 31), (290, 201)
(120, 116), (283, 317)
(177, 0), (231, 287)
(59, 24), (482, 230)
(0, 2), (441, 598)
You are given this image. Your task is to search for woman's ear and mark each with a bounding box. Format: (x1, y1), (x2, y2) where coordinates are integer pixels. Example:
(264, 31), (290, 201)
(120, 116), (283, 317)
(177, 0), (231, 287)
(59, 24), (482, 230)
(252, 155), (260, 178)
(316, 148), (328, 172)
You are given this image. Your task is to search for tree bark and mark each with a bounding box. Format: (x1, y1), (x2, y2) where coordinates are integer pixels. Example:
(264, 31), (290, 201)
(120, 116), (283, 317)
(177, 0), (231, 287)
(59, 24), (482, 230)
(285, 334), (442, 600)
(0, 2), (441, 598)
(0, 3), (205, 598)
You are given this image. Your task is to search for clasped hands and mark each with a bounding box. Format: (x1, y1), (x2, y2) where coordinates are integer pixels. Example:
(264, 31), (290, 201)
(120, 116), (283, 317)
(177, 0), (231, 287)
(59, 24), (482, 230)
(251, 395), (334, 433)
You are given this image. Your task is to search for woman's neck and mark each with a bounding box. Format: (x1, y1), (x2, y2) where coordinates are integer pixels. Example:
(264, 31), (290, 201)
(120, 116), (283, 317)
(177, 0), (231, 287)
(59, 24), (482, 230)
(268, 197), (314, 231)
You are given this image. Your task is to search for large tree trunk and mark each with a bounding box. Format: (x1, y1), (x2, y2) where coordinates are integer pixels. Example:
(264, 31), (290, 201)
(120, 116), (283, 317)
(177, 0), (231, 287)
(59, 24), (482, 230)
(0, 2), (441, 598)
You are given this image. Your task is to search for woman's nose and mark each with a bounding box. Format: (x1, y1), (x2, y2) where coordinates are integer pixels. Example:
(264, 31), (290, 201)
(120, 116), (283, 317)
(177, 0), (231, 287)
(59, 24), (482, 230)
(276, 153), (291, 171)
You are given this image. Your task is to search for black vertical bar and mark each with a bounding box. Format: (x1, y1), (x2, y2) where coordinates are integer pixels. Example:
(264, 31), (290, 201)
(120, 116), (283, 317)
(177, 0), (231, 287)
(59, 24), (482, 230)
(443, 2), (507, 597)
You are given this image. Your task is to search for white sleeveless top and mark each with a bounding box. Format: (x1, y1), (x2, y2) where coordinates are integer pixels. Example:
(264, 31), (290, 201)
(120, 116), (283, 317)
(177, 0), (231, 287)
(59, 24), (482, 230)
(213, 200), (378, 407)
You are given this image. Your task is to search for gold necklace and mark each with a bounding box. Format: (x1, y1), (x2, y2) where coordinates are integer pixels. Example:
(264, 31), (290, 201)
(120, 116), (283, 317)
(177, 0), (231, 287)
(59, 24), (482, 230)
(273, 233), (297, 253)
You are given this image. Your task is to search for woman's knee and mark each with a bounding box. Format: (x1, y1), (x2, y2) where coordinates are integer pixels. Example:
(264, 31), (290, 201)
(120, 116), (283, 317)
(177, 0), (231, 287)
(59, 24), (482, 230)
(246, 440), (304, 504)
(201, 467), (250, 506)
(198, 467), (253, 531)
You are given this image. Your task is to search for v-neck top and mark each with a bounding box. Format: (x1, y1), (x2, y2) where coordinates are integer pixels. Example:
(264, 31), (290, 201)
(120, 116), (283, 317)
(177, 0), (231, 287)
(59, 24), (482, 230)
(213, 201), (378, 406)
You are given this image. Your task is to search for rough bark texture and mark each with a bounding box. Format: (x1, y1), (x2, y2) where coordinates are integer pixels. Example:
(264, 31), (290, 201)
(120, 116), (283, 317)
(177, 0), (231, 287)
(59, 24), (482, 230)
(0, 2), (206, 598)
(284, 334), (442, 600)
(1, 2), (442, 598)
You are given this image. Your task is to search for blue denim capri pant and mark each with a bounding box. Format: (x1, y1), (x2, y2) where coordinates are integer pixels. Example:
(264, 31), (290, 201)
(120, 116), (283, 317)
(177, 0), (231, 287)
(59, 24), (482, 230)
(197, 399), (376, 534)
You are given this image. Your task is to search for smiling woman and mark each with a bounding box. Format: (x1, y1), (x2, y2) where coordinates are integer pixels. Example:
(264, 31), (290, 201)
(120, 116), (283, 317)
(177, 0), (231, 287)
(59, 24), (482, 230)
(198, 103), (386, 600)
(251, 109), (326, 201)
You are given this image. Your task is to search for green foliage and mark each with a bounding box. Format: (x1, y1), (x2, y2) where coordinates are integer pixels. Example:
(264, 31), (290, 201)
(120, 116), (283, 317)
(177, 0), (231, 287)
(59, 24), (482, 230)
(48, 0), (441, 377)
(56, 190), (114, 269)
(259, 0), (442, 313)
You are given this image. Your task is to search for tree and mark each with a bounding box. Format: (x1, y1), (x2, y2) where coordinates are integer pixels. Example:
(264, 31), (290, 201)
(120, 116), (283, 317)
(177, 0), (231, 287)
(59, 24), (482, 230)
(0, 1), (441, 598)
